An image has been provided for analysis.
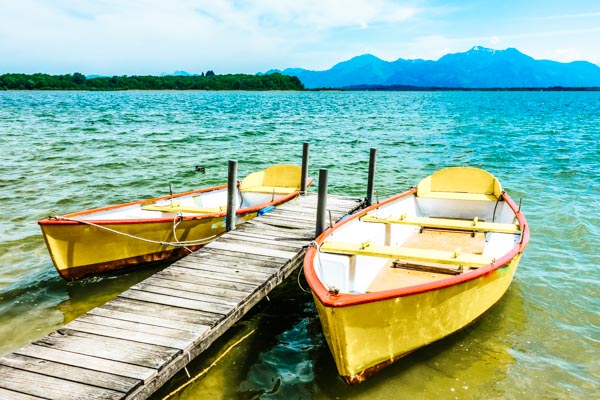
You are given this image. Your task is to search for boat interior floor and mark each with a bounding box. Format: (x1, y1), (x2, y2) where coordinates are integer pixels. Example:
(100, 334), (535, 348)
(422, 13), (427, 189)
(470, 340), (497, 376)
(367, 229), (486, 293)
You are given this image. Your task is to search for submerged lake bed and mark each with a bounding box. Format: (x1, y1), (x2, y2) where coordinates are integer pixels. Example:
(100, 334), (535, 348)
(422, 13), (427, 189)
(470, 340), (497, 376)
(0, 90), (598, 399)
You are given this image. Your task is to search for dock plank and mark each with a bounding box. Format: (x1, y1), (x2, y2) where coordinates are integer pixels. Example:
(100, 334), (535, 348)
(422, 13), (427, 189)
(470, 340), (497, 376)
(141, 275), (249, 301)
(0, 353), (139, 394)
(64, 320), (192, 350)
(0, 365), (123, 400)
(156, 269), (257, 293)
(36, 330), (179, 370)
(130, 282), (240, 308)
(205, 240), (298, 259)
(76, 313), (198, 341)
(100, 298), (218, 328)
(0, 387), (45, 400)
(119, 289), (230, 316)
(14, 344), (156, 382)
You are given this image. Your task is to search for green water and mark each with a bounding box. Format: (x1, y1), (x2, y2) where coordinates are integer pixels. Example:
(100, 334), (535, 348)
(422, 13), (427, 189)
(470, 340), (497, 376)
(0, 91), (598, 399)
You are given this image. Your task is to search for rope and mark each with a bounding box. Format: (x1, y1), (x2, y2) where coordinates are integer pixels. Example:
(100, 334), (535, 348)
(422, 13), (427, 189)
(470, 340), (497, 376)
(162, 328), (257, 400)
(53, 216), (221, 247)
(172, 214), (193, 253)
(308, 241), (338, 294)
(297, 264), (310, 293)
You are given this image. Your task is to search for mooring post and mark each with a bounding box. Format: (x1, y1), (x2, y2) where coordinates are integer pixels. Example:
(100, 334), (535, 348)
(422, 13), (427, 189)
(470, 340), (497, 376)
(226, 160), (238, 232)
(300, 142), (310, 195)
(366, 147), (377, 206)
(315, 168), (328, 237)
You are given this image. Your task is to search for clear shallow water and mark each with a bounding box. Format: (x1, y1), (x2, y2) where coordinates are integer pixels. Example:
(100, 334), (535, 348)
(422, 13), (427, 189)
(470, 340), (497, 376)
(0, 91), (598, 399)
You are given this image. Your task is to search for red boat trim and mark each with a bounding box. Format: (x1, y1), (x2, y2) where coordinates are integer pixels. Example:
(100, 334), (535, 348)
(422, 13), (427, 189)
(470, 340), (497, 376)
(304, 187), (530, 308)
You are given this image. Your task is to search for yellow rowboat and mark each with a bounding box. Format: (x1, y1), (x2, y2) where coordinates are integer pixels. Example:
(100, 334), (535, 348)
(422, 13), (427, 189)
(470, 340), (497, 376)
(40, 164), (311, 281)
(304, 167), (529, 384)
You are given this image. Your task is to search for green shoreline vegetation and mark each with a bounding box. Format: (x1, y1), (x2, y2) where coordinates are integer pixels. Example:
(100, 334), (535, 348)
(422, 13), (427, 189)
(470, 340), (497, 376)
(0, 72), (305, 91)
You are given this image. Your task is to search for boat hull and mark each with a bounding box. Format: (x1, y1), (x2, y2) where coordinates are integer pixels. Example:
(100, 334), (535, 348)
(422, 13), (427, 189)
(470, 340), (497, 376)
(312, 252), (522, 383)
(304, 167), (529, 383)
(39, 164), (311, 280)
(39, 212), (256, 280)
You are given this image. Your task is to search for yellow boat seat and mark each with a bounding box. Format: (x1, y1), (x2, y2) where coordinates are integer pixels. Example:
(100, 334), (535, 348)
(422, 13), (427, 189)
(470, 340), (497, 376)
(239, 164), (301, 194)
(361, 214), (520, 234)
(417, 167), (503, 201)
(319, 240), (494, 267)
(141, 201), (226, 214)
(240, 185), (298, 195)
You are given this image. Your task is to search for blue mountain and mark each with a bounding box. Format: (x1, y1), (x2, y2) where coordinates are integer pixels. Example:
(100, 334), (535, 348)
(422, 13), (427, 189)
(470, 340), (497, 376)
(271, 46), (600, 88)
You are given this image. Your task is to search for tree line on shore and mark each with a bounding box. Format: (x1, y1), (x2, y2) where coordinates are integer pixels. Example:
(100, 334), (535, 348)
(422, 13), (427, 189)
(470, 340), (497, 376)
(0, 72), (305, 91)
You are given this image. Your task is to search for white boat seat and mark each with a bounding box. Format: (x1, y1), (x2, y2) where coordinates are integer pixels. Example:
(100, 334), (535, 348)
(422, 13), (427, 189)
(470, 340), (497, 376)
(361, 214), (520, 234)
(319, 240), (494, 267)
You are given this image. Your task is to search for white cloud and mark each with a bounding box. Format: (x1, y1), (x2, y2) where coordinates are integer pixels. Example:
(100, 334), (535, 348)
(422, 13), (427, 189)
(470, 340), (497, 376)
(0, 0), (424, 74)
(1, 0), (598, 73)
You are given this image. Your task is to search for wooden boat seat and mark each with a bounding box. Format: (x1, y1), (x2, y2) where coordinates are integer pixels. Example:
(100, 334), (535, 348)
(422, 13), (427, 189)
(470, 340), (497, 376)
(366, 260), (453, 293)
(319, 240), (494, 267)
(417, 192), (498, 201)
(416, 166), (502, 201)
(361, 214), (520, 234)
(240, 185), (298, 194)
(239, 164), (301, 195)
(141, 202), (226, 214)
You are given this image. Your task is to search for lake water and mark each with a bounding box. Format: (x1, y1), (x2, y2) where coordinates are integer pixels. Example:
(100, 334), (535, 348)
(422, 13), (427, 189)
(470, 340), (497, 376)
(0, 90), (598, 399)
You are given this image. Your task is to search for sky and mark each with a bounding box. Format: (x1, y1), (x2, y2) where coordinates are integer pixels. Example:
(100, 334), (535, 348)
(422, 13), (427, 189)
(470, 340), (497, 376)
(1, 0), (599, 75)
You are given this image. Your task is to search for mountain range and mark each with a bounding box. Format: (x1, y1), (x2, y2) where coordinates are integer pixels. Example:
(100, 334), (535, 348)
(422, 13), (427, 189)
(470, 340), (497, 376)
(267, 46), (600, 89)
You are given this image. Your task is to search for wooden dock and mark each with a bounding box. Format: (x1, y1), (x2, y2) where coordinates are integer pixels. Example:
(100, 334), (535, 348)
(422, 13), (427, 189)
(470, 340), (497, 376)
(0, 193), (363, 400)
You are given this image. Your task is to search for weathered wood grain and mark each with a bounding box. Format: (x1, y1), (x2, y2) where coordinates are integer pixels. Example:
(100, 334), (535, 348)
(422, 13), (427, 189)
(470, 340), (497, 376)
(0, 387), (45, 400)
(13, 344), (155, 382)
(35, 330), (178, 370)
(64, 319), (192, 350)
(0, 365), (123, 400)
(86, 306), (210, 335)
(0, 353), (139, 394)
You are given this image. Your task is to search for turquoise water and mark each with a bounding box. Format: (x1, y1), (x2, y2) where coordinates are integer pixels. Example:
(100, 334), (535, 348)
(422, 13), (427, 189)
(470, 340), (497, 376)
(0, 91), (598, 399)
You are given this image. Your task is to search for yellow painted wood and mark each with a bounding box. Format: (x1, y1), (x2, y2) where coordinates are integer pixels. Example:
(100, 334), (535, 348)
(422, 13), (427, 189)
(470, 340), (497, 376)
(313, 254), (522, 381)
(240, 185), (298, 195)
(40, 215), (228, 276)
(361, 214), (520, 234)
(240, 164), (301, 192)
(320, 241), (493, 267)
(141, 203), (225, 213)
(417, 167), (502, 200)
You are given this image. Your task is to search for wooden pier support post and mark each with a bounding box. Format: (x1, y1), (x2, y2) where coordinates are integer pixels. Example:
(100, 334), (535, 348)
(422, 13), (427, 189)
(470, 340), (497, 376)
(300, 142), (310, 195)
(366, 147), (377, 206)
(226, 160), (238, 231)
(316, 168), (328, 237)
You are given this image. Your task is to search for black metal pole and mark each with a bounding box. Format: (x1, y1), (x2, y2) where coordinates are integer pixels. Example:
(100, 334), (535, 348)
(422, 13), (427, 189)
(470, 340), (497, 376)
(316, 169), (328, 237)
(226, 160), (238, 231)
(300, 142), (309, 195)
(366, 148), (377, 206)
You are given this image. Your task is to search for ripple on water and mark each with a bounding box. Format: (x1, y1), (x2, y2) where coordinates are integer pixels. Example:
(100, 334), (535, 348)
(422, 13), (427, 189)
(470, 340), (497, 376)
(0, 91), (599, 398)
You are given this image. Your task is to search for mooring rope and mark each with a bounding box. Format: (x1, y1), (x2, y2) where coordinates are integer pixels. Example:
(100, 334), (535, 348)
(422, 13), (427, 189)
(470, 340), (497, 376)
(307, 241), (339, 295)
(53, 216), (221, 247)
(171, 214), (194, 253)
(162, 328), (257, 400)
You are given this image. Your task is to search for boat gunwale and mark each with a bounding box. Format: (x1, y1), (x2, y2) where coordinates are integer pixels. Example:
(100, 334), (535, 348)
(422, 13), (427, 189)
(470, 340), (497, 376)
(304, 186), (530, 308)
(38, 179), (313, 226)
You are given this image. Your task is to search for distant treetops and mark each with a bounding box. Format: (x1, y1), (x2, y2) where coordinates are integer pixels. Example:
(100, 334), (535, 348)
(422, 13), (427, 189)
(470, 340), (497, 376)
(0, 71), (305, 91)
